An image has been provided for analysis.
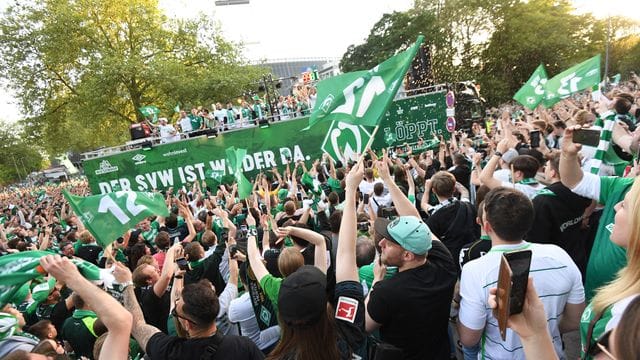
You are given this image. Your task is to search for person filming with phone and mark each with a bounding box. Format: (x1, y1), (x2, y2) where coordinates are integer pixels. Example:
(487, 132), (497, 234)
(457, 187), (585, 359)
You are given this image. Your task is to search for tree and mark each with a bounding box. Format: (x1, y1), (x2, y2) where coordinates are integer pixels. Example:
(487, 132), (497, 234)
(339, 10), (438, 72)
(0, 0), (267, 155)
(0, 121), (44, 185)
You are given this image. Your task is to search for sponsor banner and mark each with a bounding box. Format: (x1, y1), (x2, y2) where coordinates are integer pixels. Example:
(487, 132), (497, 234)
(84, 92), (449, 194)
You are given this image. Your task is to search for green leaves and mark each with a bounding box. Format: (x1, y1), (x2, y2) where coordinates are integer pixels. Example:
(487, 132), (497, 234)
(0, 0), (265, 155)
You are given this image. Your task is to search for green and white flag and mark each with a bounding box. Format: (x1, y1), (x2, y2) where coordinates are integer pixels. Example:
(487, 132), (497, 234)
(513, 64), (548, 110)
(63, 190), (169, 248)
(611, 73), (621, 85)
(225, 147), (252, 200)
(139, 105), (161, 123)
(174, 104), (181, 113)
(542, 55), (601, 108)
(0, 251), (101, 308)
(305, 36), (424, 129)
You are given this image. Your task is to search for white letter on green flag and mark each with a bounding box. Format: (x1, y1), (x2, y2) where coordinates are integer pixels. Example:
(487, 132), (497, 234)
(63, 190), (169, 248)
(513, 64), (548, 110)
(542, 55), (601, 108)
(305, 36), (425, 129)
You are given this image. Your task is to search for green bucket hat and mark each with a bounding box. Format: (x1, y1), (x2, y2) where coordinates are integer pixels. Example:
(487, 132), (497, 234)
(30, 277), (56, 303)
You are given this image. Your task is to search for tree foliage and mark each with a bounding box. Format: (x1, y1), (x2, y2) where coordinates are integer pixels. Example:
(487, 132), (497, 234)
(0, 0), (267, 155)
(340, 0), (639, 105)
(0, 122), (44, 185)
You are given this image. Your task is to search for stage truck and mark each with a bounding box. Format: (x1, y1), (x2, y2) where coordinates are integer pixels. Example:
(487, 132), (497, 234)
(82, 84), (484, 194)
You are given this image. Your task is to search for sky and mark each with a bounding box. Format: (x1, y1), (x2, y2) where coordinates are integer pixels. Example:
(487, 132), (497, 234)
(0, 0), (639, 123)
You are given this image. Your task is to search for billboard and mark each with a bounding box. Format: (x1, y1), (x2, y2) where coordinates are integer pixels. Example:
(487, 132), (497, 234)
(84, 91), (449, 194)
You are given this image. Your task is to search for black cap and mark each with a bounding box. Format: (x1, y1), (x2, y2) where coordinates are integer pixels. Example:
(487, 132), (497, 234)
(278, 265), (327, 326)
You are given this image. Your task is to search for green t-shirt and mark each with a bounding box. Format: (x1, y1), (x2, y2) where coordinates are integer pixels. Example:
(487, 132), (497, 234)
(579, 294), (639, 359)
(259, 274), (283, 311)
(358, 263), (397, 292)
(189, 115), (202, 130)
(585, 176), (633, 301)
(327, 177), (342, 193)
(142, 221), (159, 246)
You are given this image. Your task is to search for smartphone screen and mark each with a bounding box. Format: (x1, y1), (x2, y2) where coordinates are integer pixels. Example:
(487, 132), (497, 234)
(573, 128), (600, 147)
(529, 130), (541, 148)
(296, 192), (303, 202)
(363, 193), (370, 204)
(504, 250), (532, 315)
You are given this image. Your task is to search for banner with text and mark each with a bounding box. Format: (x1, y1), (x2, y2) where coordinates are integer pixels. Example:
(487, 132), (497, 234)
(84, 92), (449, 194)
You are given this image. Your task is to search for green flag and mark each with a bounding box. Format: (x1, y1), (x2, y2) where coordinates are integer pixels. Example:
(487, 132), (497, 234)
(63, 190), (169, 248)
(513, 64), (548, 110)
(139, 105), (161, 123)
(542, 55), (601, 108)
(611, 73), (621, 85)
(0, 251), (101, 308)
(205, 169), (225, 184)
(225, 147), (252, 200)
(305, 36), (424, 129)
(174, 104), (181, 113)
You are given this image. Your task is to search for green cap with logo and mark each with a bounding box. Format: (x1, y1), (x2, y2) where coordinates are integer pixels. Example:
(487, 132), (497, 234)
(374, 216), (432, 255)
(30, 277), (56, 303)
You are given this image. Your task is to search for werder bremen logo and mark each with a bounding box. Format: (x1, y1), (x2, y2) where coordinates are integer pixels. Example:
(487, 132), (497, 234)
(81, 211), (94, 224)
(95, 160), (118, 175)
(317, 95), (335, 118)
(321, 121), (372, 163)
(132, 154), (146, 165)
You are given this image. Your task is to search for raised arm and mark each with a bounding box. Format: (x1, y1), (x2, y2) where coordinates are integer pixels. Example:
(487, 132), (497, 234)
(278, 226), (327, 273)
(336, 160), (364, 283)
(114, 262), (160, 352)
(480, 138), (509, 189)
(246, 211), (269, 282)
(377, 150), (420, 218)
(559, 126), (585, 189)
(41, 255), (132, 360)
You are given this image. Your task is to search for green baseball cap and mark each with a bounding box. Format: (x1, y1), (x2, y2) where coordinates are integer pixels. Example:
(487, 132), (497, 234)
(30, 277), (56, 303)
(374, 216), (432, 255)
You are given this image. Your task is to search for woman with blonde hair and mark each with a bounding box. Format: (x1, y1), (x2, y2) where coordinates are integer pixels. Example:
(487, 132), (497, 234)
(581, 176), (640, 359)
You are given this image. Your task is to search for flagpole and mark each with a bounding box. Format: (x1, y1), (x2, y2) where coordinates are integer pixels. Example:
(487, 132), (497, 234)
(358, 125), (380, 164)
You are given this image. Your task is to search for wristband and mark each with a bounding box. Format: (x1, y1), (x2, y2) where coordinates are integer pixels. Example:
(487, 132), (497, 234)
(118, 281), (134, 292)
(248, 225), (258, 237)
(174, 275), (183, 279)
(493, 151), (503, 158)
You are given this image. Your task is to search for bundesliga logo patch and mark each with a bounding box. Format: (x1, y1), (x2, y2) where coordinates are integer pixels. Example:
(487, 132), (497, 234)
(335, 296), (358, 323)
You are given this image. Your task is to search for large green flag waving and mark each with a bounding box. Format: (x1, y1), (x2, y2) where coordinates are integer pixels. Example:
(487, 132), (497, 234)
(305, 36), (424, 130)
(0, 251), (101, 308)
(542, 55), (601, 108)
(63, 190), (169, 248)
(139, 105), (161, 123)
(225, 147), (252, 200)
(513, 64), (548, 110)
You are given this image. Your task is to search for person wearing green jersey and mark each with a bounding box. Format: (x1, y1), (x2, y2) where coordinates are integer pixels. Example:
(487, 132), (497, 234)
(560, 125), (640, 358)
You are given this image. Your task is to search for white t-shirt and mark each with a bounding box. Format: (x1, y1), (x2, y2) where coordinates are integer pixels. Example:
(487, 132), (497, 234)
(228, 293), (281, 350)
(500, 181), (545, 199)
(158, 124), (178, 143)
(459, 242), (584, 360)
(179, 117), (193, 132)
(494, 168), (511, 183)
(359, 178), (383, 196)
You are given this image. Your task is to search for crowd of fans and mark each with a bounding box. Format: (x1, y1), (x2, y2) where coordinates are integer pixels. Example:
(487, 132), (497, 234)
(1, 76), (640, 360)
(139, 84), (318, 144)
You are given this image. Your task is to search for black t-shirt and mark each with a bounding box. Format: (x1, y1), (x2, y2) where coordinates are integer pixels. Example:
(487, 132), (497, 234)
(135, 286), (170, 333)
(76, 244), (102, 265)
(367, 241), (457, 360)
(146, 331), (264, 360)
(526, 181), (591, 278)
(184, 244), (227, 294)
(160, 224), (189, 242)
(426, 200), (479, 265)
(458, 237), (492, 271)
